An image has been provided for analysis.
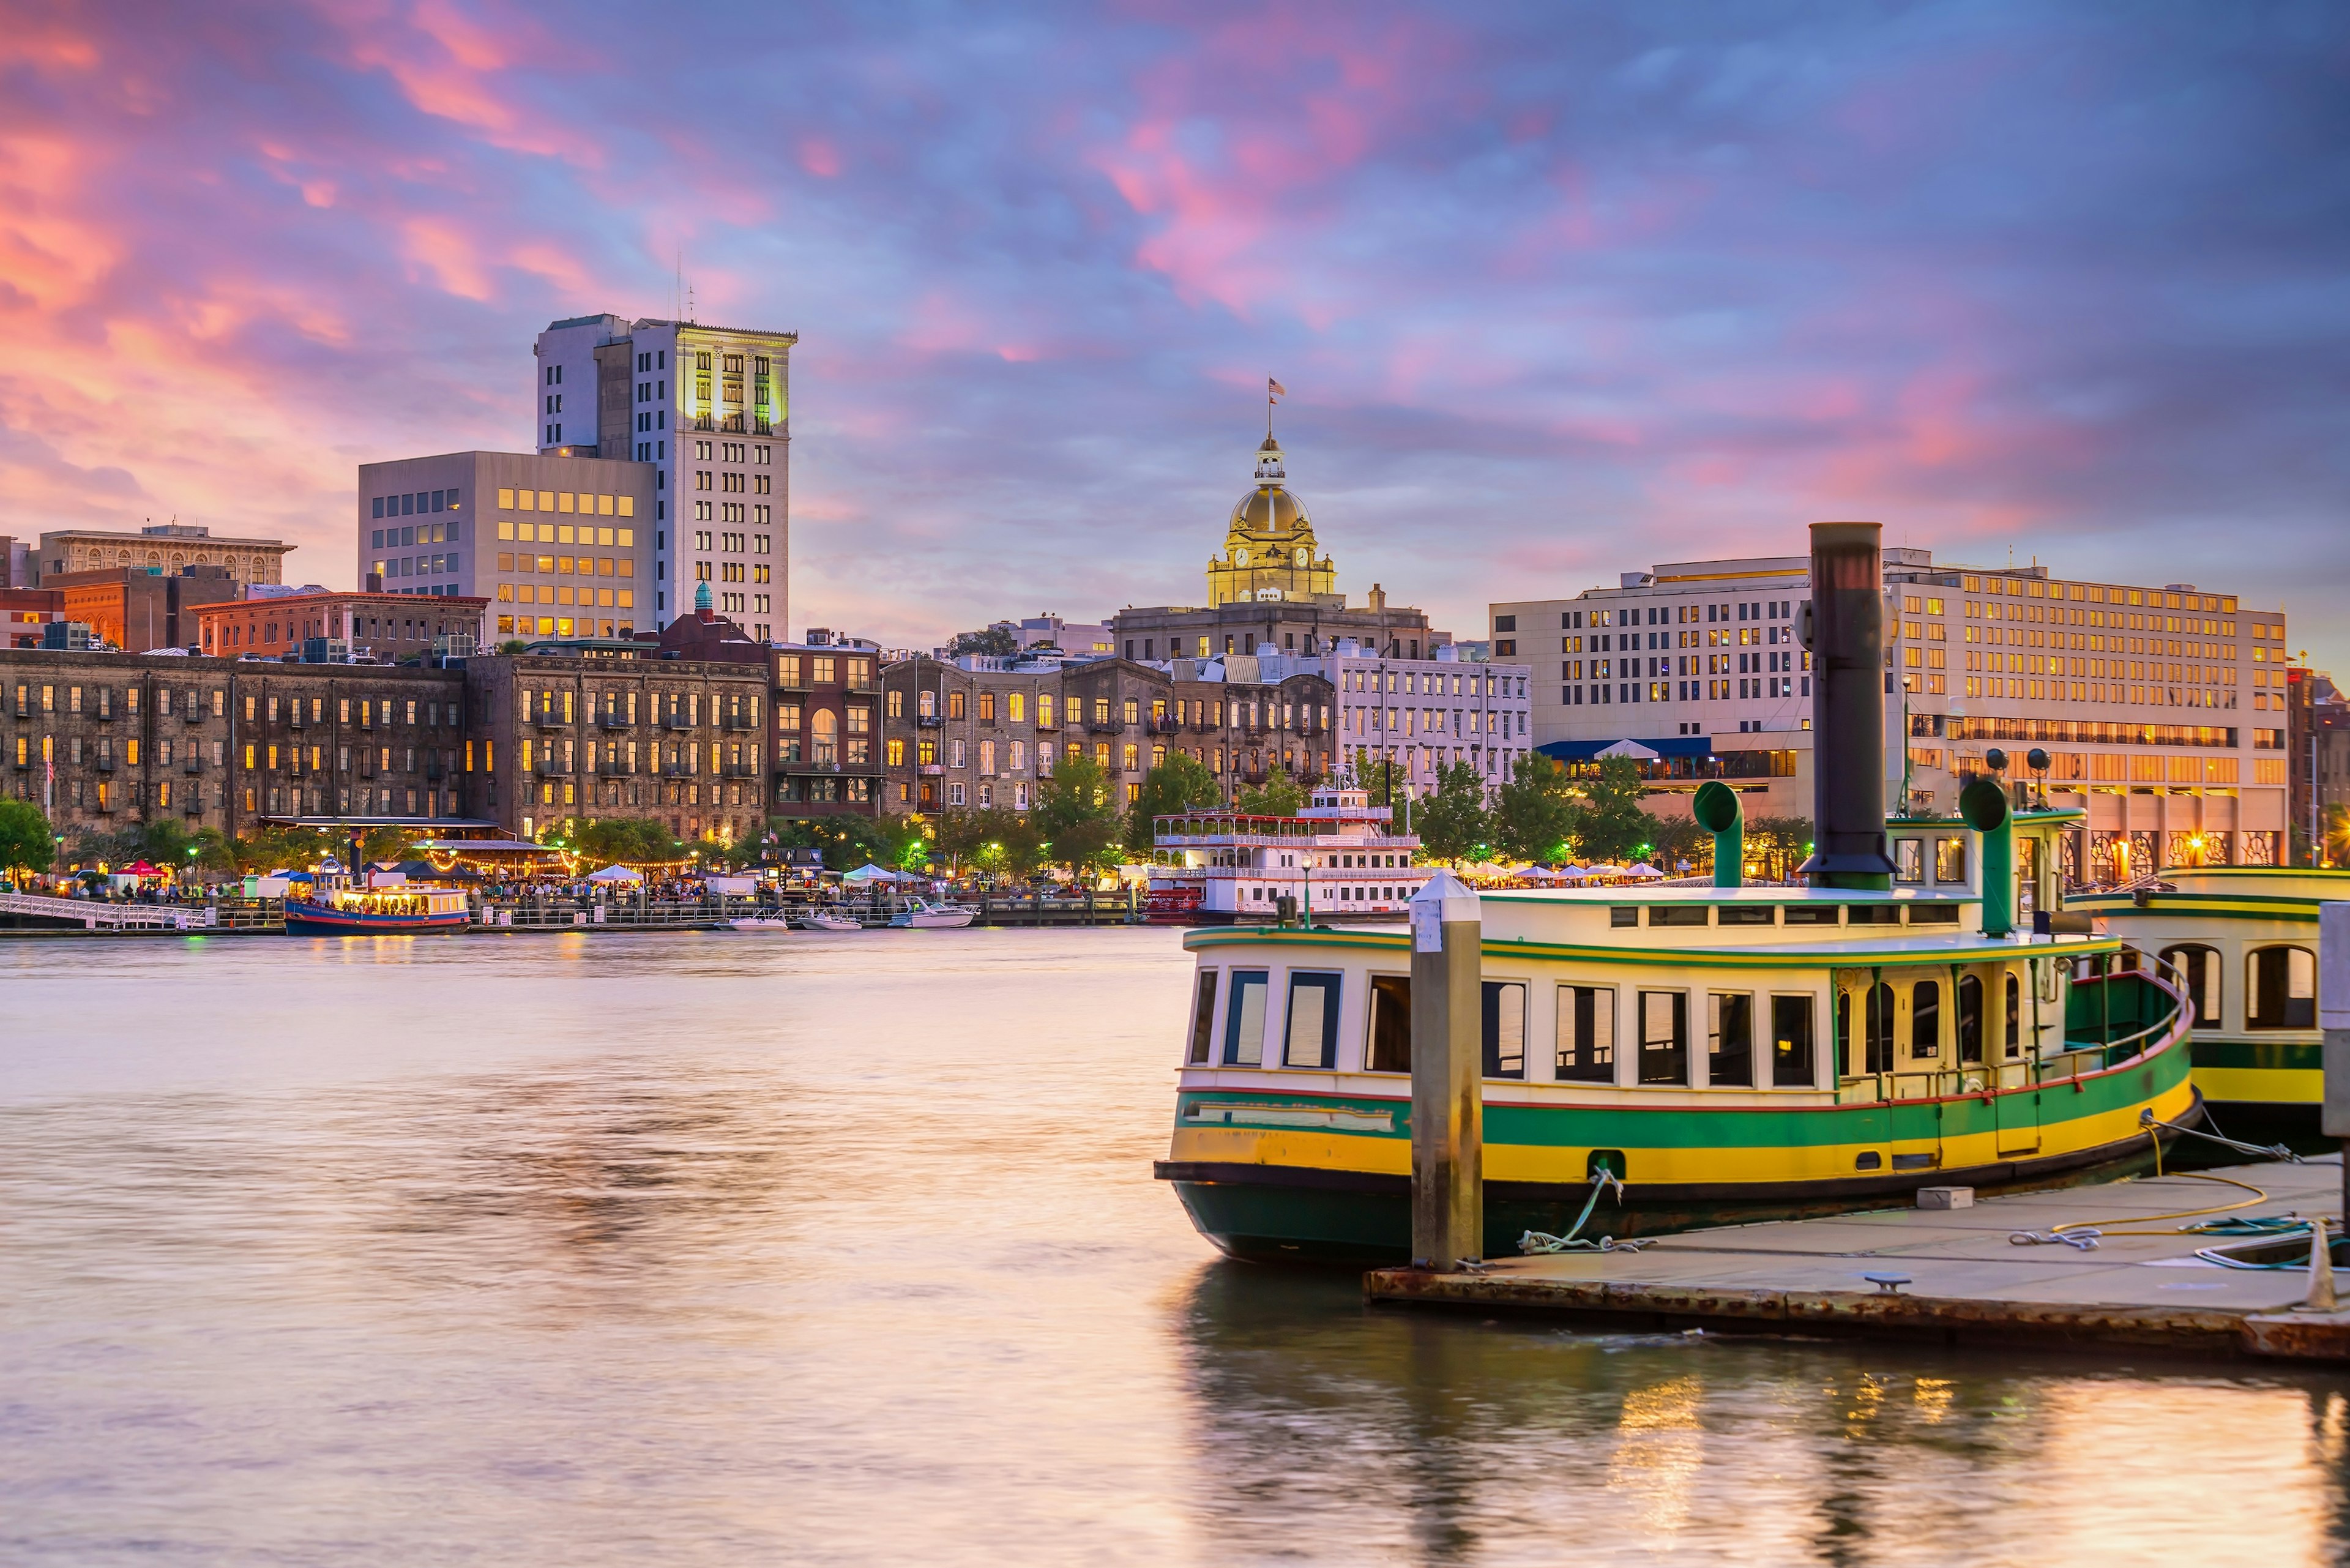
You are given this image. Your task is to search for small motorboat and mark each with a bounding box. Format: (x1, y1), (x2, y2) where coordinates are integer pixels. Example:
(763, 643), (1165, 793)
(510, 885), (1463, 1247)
(728, 916), (794, 933)
(800, 911), (867, 933)
(890, 898), (978, 929)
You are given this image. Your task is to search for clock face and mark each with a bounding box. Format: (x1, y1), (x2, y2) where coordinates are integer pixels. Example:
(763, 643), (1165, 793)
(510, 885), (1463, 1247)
(1294, 547), (1307, 566)
(1234, 548), (1249, 566)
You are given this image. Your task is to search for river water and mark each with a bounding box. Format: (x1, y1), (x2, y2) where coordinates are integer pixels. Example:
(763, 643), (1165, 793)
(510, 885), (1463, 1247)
(3, 927), (2347, 1566)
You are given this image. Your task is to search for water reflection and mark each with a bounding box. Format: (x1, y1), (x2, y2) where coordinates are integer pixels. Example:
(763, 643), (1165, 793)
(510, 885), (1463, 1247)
(4, 930), (2350, 1565)
(1171, 1261), (2350, 1565)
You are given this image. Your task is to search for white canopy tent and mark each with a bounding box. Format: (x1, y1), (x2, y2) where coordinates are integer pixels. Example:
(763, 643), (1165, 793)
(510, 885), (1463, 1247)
(587, 864), (643, 884)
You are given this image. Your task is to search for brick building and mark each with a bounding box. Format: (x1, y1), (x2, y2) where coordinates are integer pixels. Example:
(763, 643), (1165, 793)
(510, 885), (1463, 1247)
(772, 638), (882, 818)
(48, 567), (244, 652)
(193, 591), (490, 663)
(466, 651), (767, 844)
(4, 649), (475, 846)
(878, 654), (1336, 816)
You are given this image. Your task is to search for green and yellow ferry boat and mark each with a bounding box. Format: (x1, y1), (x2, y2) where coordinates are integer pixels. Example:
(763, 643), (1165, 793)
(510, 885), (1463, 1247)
(2072, 866), (2350, 1145)
(1155, 874), (2190, 1263)
(1155, 520), (2196, 1263)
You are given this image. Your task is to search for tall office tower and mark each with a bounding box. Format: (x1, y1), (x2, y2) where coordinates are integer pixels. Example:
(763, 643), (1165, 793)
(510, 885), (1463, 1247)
(534, 313), (798, 643)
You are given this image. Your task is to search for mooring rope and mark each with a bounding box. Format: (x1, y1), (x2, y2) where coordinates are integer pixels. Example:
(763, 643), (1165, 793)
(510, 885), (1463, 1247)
(1520, 1168), (1652, 1255)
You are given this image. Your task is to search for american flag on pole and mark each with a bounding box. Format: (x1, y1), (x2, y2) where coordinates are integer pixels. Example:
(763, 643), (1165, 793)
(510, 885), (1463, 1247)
(1267, 378), (1285, 401)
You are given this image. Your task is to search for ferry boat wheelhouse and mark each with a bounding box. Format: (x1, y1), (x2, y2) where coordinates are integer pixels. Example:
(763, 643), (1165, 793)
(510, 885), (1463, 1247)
(1149, 788), (1431, 922)
(2071, 866), (2350, 1141)
(1155, 521), (2196, 1263)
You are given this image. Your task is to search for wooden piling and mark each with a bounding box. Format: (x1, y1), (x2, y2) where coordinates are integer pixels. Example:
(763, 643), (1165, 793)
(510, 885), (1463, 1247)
(1409, 870), (1482, 1271)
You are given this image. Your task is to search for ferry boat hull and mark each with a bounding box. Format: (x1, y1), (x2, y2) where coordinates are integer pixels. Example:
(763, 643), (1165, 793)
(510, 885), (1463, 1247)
(1160, 1081), (2199, 1264)
(283, 897), (471, 936)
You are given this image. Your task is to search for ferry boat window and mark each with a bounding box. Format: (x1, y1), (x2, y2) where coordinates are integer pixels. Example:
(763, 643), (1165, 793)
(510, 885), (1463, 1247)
(1223, 970), (1269, 1066)
(1284, 973), (1341, 1069)
(1836, 991), (1852, 1075)
(1638, 991), (1687, 1085)
(2160, 945), (2220, 1028)
(1187, 971), (1219, 1064)
(1911, 980), (1941, 1059)
(1610, 907), (1638, 928)
(1957, 975), (1985, 1063)
(1894, 838), (1925, 883)
(1367, 975), (1412, 1072)
(1770, 995), (1815, 1086)
(1785, 905), (1840, 926)
(1707, 993), (1753, 1086)
(1718, 906), (1775, 927)
(1934, 837), (1967, 883)
(1556, 986), (1614, 1082)
(2004, 973), (2021, 1056)
(1649, 906), (1707, 928)
(1864, 982), (1896, 1073)
(1482, 982), (1526, 1078)
(2248, 946), (2316, 1030)
(1908, 904), (1960, 925)
(1848, 906), (1900, 925)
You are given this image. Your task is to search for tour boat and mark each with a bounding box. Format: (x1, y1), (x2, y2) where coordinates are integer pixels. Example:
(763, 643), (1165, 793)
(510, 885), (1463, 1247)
(890, 899), (978, 929)
(2070, 865), (2350, 1143)
(800, 911), (868, 932)
(1155, 523), (2199, 1263)
(283, 883), (473, 936)
(1151, 788), (1430, 924)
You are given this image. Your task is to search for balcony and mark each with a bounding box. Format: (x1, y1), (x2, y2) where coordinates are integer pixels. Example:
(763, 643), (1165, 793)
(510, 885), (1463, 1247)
(96, 756), (116, 773)
(723, 714), (758, 731)
(916, 714), (944, 728)
(182, 708), (204, 725)
(918, 763), (944, 776)
(722, 761), (760, 778)
(182, 757), (203, 775)
(662, 715), (694, 731)
(597, 759), (630, 777)
(1149, 715), (1182, 734)
(533, 759), (569, 778)
(1085, 719), (1121, 735)
(599, 713), (631, 730)
(424, 760), (444, 781)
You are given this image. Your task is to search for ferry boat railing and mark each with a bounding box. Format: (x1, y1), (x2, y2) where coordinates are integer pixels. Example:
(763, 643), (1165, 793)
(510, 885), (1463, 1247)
(1831, 950), (2188, 1105)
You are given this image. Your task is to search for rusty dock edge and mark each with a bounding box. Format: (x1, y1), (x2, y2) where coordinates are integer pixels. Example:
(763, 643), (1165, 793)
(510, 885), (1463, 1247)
(1365, 1271), (2350, 1362)
(1367, 1268), (2291, 1357)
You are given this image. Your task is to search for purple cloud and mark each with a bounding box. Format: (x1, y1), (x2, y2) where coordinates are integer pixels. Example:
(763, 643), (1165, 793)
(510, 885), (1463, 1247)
(0, 1), (2344, 665)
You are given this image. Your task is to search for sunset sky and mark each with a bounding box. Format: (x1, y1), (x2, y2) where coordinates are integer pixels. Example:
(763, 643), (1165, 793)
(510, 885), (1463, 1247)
(4, 2), (2346, 665)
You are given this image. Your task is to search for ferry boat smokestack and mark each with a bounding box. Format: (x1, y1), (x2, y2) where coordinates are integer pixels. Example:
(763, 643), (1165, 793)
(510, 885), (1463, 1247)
(1800, 522), (1896, 890)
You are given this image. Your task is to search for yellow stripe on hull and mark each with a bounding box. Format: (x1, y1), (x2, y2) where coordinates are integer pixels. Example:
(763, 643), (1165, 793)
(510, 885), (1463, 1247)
(1168, 1077), (2195, 1189)
(2193, 1066), (2321, 1106)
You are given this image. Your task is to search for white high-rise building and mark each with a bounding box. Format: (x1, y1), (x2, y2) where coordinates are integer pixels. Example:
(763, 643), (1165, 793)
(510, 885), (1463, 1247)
(1492, 548), (2293, 883)
(533, 313), (797, 643)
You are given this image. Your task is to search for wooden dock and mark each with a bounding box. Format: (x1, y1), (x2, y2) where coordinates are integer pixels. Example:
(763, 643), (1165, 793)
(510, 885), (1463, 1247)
(1365, 1157), (2350, 1362)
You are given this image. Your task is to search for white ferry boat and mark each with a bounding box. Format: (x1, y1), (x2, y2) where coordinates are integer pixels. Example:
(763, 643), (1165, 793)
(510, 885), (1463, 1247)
(1149, 788), (1431, 922)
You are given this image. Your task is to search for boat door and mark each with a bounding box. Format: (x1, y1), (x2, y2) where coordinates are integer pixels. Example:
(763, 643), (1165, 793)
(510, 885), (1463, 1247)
(1994, 969), (2040, 1155)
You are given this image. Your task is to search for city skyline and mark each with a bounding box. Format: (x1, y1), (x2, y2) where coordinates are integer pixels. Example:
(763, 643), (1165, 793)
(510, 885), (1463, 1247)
(2, 2), (2344, 670)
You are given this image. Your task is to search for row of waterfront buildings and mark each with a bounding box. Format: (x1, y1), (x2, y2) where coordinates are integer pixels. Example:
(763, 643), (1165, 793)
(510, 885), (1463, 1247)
(1, 309), (2341, 879)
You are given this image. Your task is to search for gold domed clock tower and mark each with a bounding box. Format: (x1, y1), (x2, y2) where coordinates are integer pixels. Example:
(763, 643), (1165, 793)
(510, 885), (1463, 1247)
(1205, 430), (1336, 608)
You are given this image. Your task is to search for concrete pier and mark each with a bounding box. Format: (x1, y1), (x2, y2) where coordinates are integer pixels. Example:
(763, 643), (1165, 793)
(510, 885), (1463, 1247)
(1368, 1157), (2350, 1362)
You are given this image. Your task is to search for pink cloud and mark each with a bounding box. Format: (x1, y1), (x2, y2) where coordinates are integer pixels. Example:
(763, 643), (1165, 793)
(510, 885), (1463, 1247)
(799, 137), (841, 177)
